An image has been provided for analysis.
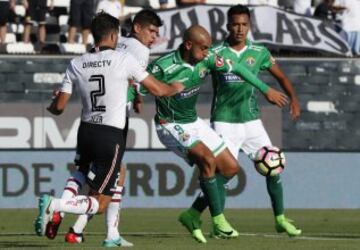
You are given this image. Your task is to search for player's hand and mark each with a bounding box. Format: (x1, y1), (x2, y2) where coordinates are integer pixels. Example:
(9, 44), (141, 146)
(170, 82), (185, 93)
(133, 95), (143, 114)
(289, 98), (301, 120)
(51, 89), (60, 100)
(264, 88), (288, 108)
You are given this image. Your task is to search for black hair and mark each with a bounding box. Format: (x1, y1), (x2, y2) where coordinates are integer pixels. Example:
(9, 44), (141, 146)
(132, 9), (163, 29)
(91, 12), (120, 44)
(227, 4), (251, 21)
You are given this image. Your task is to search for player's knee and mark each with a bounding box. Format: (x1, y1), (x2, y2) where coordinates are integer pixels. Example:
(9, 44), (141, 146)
(96, 201), (108, 214)
(200, 155), (216, 176)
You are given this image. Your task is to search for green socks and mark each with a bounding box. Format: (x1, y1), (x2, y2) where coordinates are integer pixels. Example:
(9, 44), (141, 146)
(199, 176), (222, 217)
(193, 173), (230, 214)
(266, 174), (284, 216)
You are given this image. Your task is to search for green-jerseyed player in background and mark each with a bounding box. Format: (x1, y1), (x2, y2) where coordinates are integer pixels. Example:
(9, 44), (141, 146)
(180, 5), (302, 237)
(148, 25), (288, 243)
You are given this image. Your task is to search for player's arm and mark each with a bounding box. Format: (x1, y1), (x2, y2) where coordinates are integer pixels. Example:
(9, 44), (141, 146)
(47, 91), (71, 115)
(218, 57), (288, 108)
(140, 75), (184, 97)
(47, 62), (74, 115)
(128, 55), (185, 97)
(268, 64), (301, 119)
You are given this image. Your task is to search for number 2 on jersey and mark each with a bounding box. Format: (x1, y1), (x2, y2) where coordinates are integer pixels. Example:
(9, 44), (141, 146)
(89, 74), (106, 112)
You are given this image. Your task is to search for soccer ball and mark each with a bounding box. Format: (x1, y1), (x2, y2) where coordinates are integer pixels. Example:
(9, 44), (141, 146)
(254, 146), (285, 177)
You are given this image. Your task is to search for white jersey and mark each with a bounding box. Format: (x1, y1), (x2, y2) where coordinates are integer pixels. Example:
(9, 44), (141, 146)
(60, 48), (149, 129)
(116, 37), (150, 69)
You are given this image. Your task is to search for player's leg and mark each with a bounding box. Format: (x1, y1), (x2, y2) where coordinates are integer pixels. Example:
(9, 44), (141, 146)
(242, 119), (301, 236)
(157, 119), (238, 241)
(103, 165), (133, 247)
(182, 121), (241, 238)
(45, 166), (86, 239)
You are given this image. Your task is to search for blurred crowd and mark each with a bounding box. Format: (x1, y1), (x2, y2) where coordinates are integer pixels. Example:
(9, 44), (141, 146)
(0, 0), (359, 55)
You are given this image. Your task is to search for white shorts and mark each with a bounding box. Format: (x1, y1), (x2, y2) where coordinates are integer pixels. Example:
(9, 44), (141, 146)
(156, 118), (226, 165)
(212, 119), (271, 160)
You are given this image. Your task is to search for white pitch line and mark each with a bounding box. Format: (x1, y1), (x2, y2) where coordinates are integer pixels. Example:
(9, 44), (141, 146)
(1, 232), (360, 241)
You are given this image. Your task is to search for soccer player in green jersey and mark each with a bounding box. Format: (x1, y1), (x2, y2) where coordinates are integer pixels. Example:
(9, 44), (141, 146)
(181, 4), (302, 237)
(148, 25), (288, 243)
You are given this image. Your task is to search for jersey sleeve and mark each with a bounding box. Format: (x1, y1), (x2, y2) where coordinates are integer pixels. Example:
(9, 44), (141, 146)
(59, 61), (76, 94)
(126, 54), (149, 83)
(260, 48), (275, 71)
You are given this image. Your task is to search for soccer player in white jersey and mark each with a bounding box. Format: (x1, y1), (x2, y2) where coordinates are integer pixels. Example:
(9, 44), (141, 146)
(47, 10), (164, 247)
(34, 12), (184, 247)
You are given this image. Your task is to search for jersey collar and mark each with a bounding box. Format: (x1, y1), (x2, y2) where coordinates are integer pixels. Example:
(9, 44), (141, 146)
(224, 38), (251, 57)
(89, 46), (114, 53)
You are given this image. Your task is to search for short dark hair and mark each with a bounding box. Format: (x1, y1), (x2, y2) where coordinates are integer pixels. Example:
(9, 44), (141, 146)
(132, 9), (163, 29)
(227, 4), (251, 21)
(91, 12), (120, 44)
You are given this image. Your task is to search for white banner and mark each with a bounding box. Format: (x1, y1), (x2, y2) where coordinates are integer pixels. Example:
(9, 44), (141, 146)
(150, 5), (351, 56)
(0, 151), (359, 209)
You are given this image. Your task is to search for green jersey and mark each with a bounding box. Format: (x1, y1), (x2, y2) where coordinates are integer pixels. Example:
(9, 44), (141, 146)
(148, 45), (271, 124)
(211, 40), (274, 123)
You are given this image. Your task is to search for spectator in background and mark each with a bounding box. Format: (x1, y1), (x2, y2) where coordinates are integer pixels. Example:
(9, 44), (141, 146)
(334, 0), (360, 55)
(0, 0), (16, 44)
(293, 0), (312, 16)
(314, 0), (345, 21)
(159, 0), (168, 9)
(23, 0), (53, 45)
(248, 0), (278, 6)
(96, 0), (123, 20)
(277, 0), (293, 10)
(176, 0), (205, 7)
(68, 0), (95, 44)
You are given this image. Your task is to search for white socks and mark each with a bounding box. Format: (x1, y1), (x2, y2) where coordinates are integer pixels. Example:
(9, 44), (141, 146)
(73, 214), (93, 234)
(60, 170), (86, 218)
(105, 186), (123, 240)
(50, 196), (99, 215)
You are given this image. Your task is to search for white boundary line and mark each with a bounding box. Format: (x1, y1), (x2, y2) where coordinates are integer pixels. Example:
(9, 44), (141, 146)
(1, 232), (360, 241)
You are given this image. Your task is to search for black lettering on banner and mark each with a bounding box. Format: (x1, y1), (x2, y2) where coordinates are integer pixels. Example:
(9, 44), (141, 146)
(156, 163), (184, 196)
(187, 9), (199, 27)
(295, 18), (321, 45)
(168, 13), (187, 49)
(89, 74), (106, 112)
(276, 12), (301, 44)
(318, 22), (349, 54)
(208, 8), (227, 42)
(250, 9), (273, 42)
(1, 164), (28, 197)
(127, 163), (154, 196)
(33, 164), (54, 196)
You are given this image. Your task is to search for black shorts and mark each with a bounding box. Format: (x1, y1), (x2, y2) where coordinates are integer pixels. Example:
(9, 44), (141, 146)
(25, 0), (47, 24)
(0, 2), (10, 26)
(75, 122), (125, 196)
(68, 0), (94, 29)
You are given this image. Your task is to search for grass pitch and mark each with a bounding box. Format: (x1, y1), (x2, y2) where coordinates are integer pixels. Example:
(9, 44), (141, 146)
(0, 208), (360, 249)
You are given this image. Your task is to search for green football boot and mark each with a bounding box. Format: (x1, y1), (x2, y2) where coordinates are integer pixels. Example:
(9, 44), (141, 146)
(211, 214), (239, 239)
(34, 194), (53, 236)
(178, 210), (207, 243)
(275, 215), (302, 237)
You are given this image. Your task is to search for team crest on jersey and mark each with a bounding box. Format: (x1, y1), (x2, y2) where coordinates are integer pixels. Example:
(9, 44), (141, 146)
(246, 57), (255, 66)
(199, 67), (207, 78)
(215, 56), (224, 68)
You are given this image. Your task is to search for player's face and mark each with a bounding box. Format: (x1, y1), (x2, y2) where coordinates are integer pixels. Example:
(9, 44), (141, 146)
(188, 36), (211, 64)
(227, 14), (250, 44)
(135, 23), (159, 48)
